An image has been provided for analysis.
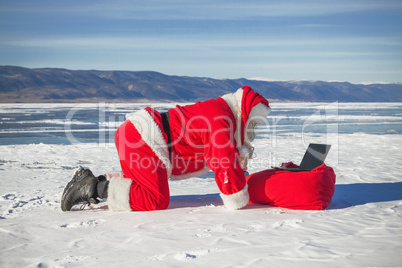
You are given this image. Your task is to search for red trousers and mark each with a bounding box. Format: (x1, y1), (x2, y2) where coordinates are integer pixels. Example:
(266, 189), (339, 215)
(115, 120), (170, 211)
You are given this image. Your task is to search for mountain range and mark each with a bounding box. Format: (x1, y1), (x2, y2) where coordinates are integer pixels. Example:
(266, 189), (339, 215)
(0, 66), (401, 103)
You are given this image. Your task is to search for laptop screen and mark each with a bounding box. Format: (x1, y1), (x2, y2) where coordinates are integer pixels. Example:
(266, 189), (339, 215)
(299, 143), (331, 170)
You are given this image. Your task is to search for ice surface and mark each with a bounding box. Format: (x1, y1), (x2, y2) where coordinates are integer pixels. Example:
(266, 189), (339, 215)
(0, 103), (401, 267)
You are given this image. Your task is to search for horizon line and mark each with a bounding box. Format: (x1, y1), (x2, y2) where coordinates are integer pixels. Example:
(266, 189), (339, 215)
(1, 65), (401, 85)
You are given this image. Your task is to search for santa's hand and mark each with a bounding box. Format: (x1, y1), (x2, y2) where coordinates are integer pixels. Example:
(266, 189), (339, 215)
(240, 156), (248, 171)
(238, 146), (250, 171)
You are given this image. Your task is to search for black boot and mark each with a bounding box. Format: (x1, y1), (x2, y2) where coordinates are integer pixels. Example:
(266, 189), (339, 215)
(61, 167), (109, 211)
(95, 175), (109, 199)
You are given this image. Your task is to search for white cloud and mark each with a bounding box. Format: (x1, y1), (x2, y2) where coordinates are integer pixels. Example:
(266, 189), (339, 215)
(3, 35), (400, 51)
(85, 0), (402, 20)
(2, 0), (402, 20)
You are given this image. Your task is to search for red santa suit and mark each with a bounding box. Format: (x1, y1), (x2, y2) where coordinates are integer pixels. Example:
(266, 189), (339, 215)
(107, 86), (270, 211)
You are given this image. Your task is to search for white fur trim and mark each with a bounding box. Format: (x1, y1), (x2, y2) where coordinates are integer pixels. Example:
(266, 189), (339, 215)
(126, 109), (172, 177)
(221, 88), (243, 147)
(170, 165), (211, 180)
(106, 173), (132, 211)
(248, 102), (271, 124)
(220, 184), (249, 210)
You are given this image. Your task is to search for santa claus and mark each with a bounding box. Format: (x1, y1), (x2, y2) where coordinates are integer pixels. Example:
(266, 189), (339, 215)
(61, 86), (270, 211)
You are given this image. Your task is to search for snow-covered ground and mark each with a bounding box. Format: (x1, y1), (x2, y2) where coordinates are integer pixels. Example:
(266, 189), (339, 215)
(1, 103), (402, 267)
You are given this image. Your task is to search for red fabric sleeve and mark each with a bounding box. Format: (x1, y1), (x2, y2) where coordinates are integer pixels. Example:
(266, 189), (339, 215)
(203, 115), (246, 196)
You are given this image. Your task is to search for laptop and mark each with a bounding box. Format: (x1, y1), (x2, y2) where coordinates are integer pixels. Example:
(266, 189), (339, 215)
(272, 143), (331, 172)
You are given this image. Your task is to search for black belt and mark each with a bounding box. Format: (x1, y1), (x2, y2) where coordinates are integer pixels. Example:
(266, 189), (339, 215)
(160, 112), (172, 161)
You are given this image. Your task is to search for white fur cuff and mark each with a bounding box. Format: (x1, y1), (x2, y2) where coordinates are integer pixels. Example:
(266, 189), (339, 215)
(220, 184), (249, 210)
(106, 173), (133, 212)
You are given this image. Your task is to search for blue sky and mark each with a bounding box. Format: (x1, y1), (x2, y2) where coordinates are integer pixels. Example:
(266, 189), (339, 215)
(0, 0), (401, 83)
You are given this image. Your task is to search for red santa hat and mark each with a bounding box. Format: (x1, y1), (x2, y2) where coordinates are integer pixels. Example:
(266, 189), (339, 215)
(221, 86), (271, 159)
(240, 86), (270, 144)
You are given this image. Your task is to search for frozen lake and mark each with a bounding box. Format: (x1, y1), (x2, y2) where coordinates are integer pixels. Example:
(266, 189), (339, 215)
(0, 102), (401, 145)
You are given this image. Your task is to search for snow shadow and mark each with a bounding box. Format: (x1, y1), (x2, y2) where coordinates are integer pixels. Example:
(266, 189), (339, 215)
(328, 182), (402, 209)
(156, 182), (402, 210)
(168, 193), (221, 209)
